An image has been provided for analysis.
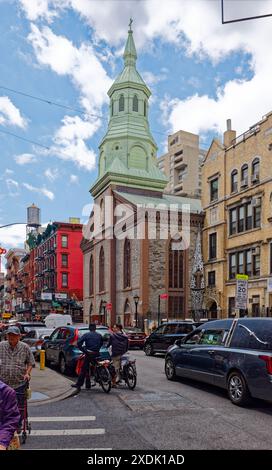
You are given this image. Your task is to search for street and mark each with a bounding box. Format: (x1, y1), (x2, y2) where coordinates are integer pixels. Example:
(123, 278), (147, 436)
(24, 351), (272, 450)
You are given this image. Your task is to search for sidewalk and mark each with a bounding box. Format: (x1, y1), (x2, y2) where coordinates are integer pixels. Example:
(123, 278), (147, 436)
(29, 365), (75, 406)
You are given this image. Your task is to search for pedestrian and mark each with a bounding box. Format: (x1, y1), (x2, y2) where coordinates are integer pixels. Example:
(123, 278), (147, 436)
(71, 323), (103, 392)
(0, 326), (35, 390)
(0, 380), (21, 450)
(109, 324), (128, 387)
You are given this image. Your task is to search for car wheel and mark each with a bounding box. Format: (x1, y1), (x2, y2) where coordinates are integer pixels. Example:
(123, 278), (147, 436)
(144, 344), (154, 356)
(165, 357), (177, 381)
(59, 354), (67, 375)
(227, 371), (251, 406)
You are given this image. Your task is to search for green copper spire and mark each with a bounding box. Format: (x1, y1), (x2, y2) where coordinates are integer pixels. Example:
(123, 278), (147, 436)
(123, 19), (137, 66)
(90, 21), (167, 198)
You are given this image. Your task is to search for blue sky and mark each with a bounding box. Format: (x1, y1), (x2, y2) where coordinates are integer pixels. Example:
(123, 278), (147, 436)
(0, 0), (271, 250)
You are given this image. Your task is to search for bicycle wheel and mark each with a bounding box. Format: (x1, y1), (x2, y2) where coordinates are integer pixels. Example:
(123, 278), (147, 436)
(97, 367), (111, 393)
(124, 364), (137, 390)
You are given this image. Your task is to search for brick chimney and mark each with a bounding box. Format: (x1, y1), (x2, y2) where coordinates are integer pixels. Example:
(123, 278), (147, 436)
(224, 119), (236, 147)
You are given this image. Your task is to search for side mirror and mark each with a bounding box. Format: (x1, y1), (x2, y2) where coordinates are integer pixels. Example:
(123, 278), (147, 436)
(175, 338), (184, 347)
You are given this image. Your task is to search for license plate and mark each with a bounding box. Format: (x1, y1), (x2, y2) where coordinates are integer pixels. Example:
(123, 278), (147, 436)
(134, 336), (140, 339)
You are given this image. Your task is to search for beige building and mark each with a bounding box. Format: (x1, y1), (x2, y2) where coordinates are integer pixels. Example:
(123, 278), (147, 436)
(202, 114), (272, 318)
(158, 130), (206, 198)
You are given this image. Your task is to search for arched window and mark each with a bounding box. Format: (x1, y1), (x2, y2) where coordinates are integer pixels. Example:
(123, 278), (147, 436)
(231, 169), (238, 193)
(241, 164), (248, 186)
(124, 239), (131, 288)
(119, 94), (124, 112)
(252, 158), (260, 181)
(111, 100), (114, 116)
(132, 95), (138, 112)
(169, 240), (184, 289)
(89, 255), (94, 296)
(99, 247), (105, 292)
(100, 199), (105, 226)
(144, 100), (147, 117)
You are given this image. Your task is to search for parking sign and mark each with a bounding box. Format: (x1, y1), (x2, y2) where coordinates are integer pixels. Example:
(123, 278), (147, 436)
(235, 274), (248, 310)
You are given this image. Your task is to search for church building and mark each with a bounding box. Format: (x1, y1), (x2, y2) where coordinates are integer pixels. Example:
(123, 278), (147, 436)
(81, 23), (204, 328)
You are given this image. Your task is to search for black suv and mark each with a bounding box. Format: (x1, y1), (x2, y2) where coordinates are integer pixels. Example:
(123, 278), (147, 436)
(144, 321), (195, 356)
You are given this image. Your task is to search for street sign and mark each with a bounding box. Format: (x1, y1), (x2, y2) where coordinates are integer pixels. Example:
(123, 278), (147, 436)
(41, 293), (52, 300)
(106, 303), (112, 310)
(160, 293), (168, 299)
(55, 293), (68, 300)
(235, 274), (248, 310)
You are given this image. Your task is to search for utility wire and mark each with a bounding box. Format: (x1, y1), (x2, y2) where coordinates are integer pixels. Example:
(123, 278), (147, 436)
(0, 128), (50, 151)
(0, 84), (169, 138)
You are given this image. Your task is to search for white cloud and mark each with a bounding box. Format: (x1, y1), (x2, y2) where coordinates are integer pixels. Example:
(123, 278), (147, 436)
(0, 224), (27, 250)
(70, 174), (78, 184)
(23, 183), (55, 200)
(14, 153), (37, 165)
(18, 0), (61, 22)
(4, 169), (14, 175)
(6, 179), (20, 196)
(0, 96), (27, 128)
(44, 168), (59, 181)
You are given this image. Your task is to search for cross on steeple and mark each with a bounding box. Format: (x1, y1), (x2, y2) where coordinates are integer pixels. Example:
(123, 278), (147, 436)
(129, 18), (133, 31)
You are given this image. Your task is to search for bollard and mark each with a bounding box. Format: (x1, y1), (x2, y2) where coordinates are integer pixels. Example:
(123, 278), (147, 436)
(40, 349), (45, 370)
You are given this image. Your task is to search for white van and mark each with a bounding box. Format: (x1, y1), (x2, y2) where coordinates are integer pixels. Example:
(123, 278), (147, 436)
(44, 314), (72, 329)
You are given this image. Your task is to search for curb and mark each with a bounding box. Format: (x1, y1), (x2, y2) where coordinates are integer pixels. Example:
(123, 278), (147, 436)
(29, 387), (77, 406)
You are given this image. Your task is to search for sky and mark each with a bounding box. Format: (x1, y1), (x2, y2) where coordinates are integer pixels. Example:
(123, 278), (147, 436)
(1, 0), (272, 252)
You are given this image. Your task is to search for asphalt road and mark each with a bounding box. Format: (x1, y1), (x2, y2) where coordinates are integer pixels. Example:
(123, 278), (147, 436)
(24, 350), (272, 450)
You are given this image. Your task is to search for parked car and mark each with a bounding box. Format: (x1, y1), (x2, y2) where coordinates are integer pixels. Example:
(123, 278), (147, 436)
(123, 327), (146, 349)
(43, 324), (110, 374)
(22, 327), (55, 359)
(16, 322), (46, 337)
(144, 321), (195, 356)
(165, 317), (272, 406)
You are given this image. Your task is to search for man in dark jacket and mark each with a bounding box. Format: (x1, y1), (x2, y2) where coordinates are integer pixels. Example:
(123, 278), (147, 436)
(0, 380), (20, 450)
(109, 324), (129, 387)
(72, 323), (103, 392)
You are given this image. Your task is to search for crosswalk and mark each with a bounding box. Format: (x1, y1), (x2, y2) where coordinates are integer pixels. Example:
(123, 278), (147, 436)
(23, 415), (111, 450)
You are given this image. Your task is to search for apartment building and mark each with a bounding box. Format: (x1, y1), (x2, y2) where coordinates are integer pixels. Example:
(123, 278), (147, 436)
(202, 114), (272, 318)
(158, 130), (206, 197)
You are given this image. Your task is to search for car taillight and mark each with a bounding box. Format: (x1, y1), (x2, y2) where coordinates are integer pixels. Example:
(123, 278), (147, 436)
(35, 340), (44, 347)
(259, 355), (272, 375)
(70, 330), (78, 346)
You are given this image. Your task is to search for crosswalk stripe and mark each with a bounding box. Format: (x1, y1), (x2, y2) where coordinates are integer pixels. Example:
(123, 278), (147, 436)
(30, 416), (96, 422)
(30, 429), (105, 436)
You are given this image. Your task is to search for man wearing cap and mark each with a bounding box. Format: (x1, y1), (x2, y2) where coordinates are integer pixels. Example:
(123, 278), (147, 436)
(0, 326), (35, 389)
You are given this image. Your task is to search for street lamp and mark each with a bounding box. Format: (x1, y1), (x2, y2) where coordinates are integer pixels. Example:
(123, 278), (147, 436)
(133, 294), (139, 328)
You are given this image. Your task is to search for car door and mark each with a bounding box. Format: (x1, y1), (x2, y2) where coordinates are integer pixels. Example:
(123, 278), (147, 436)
(185, 329), (227, 384)
(150, 325), (167, 352)
(45, 328), (63, 363)
(161, 324), (181, 352)
(172, 329), (203, 377)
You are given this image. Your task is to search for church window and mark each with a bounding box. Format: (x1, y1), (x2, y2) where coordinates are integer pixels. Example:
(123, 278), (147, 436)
(99, 247), (105, 292)
(133, 95), (138, 112)
(119, 94), (124, 112)
(111, 100), (114, 116)
(169, 240), (184, 289)
(144, 100), (147, 116)
(124, 239), (131, 288)
(100, 199), (105, 226)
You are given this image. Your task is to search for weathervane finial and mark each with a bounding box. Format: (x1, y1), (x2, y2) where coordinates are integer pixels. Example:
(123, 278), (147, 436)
(129, 18), (133, 31)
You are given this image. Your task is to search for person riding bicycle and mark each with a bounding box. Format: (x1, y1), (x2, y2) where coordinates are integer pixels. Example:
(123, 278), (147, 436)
(109, 324), (128, 387)
(71, 323), (103, 392)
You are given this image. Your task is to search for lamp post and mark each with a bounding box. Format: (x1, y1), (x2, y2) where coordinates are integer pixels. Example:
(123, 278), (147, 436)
(133, 294), (139, 328)
(101, 300), (107, 326)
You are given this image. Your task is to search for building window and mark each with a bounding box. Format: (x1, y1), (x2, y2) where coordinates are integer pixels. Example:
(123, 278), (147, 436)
(228, 297), (235, 317)
(89, 255), (94, 296)
(62, 273), (68, 287)
(210, 178), (218, 202)
(230, 208), (237, 235)
(61, 235), (68, 248)
(253, 205), (261, 228)
(144, 100), (147, 117)
(209, 233), (217, 260)
(132, 95), (138, 112)
(119, 94), (124, 112)
(252, 158), (260, 182)
(229, 202), (259, 235)
(246, 203), (252, 230)
(169, 241), (184, 289)
(123, 239), (131, 288)
(231, 170), (238, 193)
(245, 250), (252, 275)
(168, 295), (184, 319)
(270, 243), (272, 275)
(111, 100), (114, 116)
(229, 253), (236, 279)
(208, 271), (216, 287)
(100, 199), (105, 226)
(210, 207), (218, 225)
(241, 164), (248, 187)
(61, 254), (68, 267)
(238, 205), (245, 233)
(253, 253), (260, 276)
(99, 247), (105, 292)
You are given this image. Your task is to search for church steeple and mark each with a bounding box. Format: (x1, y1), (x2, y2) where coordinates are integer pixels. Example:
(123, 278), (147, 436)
(90, 21), (167, 198)
(123, 19), (137, 66)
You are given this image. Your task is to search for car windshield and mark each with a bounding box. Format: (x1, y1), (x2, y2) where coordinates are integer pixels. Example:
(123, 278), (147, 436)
(124, 328), (143, 333)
